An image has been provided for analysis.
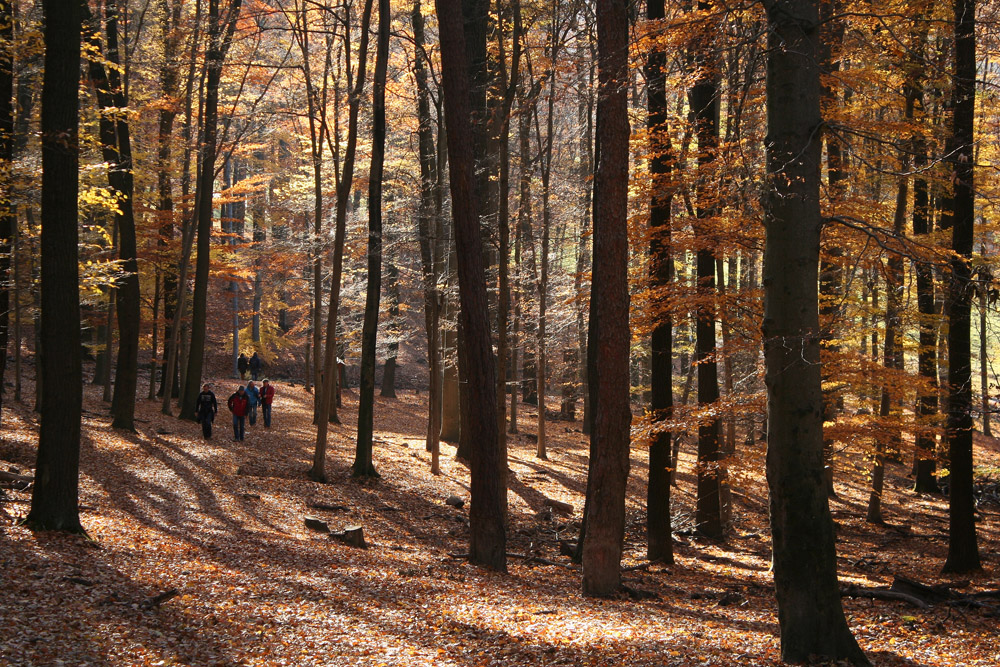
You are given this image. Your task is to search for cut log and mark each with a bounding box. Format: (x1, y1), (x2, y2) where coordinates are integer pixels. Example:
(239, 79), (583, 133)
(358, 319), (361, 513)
(304, 517), (330, 533)
(330, 525), (366, 548)
(543, 497), (574, 515)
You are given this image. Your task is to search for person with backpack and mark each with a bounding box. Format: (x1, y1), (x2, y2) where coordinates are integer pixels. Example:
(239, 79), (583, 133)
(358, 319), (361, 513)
(260, 379), (275, 427)
(245, 380), (260, 426)
(227, 385), (249, 441)
(196, 384), (218, 439)
(237, 353), (250, 381)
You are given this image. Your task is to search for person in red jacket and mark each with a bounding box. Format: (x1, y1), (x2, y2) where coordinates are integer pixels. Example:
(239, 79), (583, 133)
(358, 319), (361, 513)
(227, 385), (249, 441)
(260, 379), (276, 427)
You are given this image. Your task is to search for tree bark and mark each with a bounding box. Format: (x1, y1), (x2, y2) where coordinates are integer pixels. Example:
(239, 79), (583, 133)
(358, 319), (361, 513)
(0, 0), (12, 423)
(354, 0), (389, 480)
(83, 0), (140, 431)
(581, 0), (630, 597)
(27, 0), (84, 533)
(943, 0), (982, 575)
(645, 0), (673, 565)
(761, 1), (868, 663)
(435, 0), (507, 571)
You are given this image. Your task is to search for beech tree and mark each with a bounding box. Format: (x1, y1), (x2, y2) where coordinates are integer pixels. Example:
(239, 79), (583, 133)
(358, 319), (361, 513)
(580, 0), (630, 598)
(760, 0), (868, 663)
(435, 0), (507, 571)
(26, 0), (84, 532)
(943, 0), (981, 575)
(353, 0), (390, 480)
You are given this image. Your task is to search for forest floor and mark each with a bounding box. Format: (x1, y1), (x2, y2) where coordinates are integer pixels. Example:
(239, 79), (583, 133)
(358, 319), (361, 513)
(1, 377), (999, 666)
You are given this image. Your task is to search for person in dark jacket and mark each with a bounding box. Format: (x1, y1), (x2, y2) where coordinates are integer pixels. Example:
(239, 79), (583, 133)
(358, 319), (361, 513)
(249, 351), (263, 381)
(196, 384), (218, 439)
(228, 385), (249, 441)
(237, 353), (250, 380)
(245, 380), (260, 426)
(260, 379), (275, 427)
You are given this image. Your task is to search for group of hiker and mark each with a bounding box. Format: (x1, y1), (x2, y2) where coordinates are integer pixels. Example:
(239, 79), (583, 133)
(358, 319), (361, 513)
(195, 351), (277, 441)
(237, 352), (263, 381)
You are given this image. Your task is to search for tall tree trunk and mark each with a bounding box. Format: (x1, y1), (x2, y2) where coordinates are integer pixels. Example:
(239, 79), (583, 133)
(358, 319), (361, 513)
(311, 0), (375, 482)
(180, 0), (243, 420)
(436, 0), (506, 571)
(913, 126), (939, 493)
(978, 251), (990, 437)
(83, 0), (140, 430)
(27, 0), (84, 532)
(943, 0), (981, 575)
(354, 0), (389, 480)
(0, 0), (12, 423)
(690, 6), (724, 538)
(761, 1), (868, 663)
(413, 0), (443, 467)
(580, 0), (630, 598)
(819, 0), (845, 496)
(645, 0), (673, 565)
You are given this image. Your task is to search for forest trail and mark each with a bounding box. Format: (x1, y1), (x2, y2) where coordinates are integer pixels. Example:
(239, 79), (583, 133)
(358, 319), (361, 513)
(1, 378), (998, 666)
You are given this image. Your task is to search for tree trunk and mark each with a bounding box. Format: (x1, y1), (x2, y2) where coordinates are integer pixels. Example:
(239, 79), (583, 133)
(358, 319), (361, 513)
(436, 0), (506, 571)
(354, 0), (389, 480)
(83, 0), (140, 430)
(581, 0), (630, 597)
(761, 1), (868, 663)
(380, 260), (399, 398)
(0, 0), (12, 423)
(311, 0), (375, 482)
(645, 0), (673, 565)
(27, 0), (84, 533)
(181, 0), (243, 420)
(943, 0), (981, 575)
(690, 8), (724, 538)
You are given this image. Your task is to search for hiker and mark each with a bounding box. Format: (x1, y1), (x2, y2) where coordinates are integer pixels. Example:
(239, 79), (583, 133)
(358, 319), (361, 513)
(249, 351), (263, 381)
(228, 385), (249, 441)
(237, 353), (250, 381)
(245, 380), (260, 426)
(196, 383), (218, 439)
(260, 379), (275, 427)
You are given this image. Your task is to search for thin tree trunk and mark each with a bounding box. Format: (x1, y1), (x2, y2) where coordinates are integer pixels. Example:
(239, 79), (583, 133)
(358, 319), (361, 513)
(645, 0), (673, 564)
(354, 0), (389, 480)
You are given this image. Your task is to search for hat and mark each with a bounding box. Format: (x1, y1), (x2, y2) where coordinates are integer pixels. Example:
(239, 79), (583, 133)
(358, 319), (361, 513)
(238, 385), (245, 391)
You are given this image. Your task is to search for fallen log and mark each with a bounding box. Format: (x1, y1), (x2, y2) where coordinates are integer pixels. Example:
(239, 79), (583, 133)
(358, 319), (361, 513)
(0, 470), (33, 489)
(543, 497), (574, 515)
(140, 589), (179, 610)
(841, 583), (929, 609)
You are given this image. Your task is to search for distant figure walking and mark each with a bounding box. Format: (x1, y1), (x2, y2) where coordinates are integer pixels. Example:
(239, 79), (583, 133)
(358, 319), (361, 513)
(245, 380), (260, 426)
(196, 384), (218, 439)
(249, 351), (263, 381)
(260, 379), (275, 427)
(237, 353), (250, 381)
(228, 385), (249, 441)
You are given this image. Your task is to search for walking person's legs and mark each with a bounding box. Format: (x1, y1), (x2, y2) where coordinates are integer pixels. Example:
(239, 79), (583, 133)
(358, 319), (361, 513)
(262, 403), (271, 427)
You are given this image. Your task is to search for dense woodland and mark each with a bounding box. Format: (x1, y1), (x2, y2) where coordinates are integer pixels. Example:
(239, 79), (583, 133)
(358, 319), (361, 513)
(2, 0), (1000, 665)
